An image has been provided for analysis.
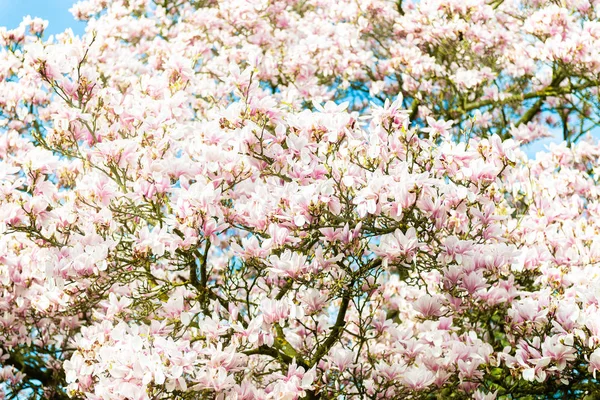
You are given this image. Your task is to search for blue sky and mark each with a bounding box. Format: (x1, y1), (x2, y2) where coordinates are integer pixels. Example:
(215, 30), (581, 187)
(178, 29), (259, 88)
(523, 131), (564, 158)
(0, 0), (84, 36)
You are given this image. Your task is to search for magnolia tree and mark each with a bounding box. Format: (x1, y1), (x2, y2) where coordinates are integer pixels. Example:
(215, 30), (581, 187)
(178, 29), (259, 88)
(4, 0), (600, 399)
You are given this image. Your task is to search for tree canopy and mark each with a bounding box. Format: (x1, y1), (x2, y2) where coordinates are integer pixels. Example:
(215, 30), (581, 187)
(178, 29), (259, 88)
(2, 0), (600, 399)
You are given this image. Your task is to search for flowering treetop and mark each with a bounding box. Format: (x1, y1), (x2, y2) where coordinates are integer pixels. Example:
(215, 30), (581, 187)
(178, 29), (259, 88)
(1, 0), (600, 399)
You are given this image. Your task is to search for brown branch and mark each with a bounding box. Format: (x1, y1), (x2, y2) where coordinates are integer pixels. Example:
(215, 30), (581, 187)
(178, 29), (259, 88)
(199, 239), (211, 306)
(243, 325), (310, 369)
(460, 81), (594, 115)
(396, 0), (404, 15)
(310, 290), (352, 367)
(515, 97), (545, 127)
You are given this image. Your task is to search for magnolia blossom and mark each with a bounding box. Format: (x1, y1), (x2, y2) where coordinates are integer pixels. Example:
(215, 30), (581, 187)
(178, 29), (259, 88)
(372, 227), (422, 267)
(268, 250), (309, 279)
(3, 0), (600, 399)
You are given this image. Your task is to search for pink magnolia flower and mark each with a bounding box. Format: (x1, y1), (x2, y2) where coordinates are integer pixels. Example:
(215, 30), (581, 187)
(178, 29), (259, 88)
(402, 365), (435, 390)
(268, 250), (308, 279)
(413, 295), (443, 318)
(330, 348), (354, 372)
(588, 349), (600, 379)
(372, 227), (422, 267)
(422, 117), (454, 138)
(260, 298), (304, 326)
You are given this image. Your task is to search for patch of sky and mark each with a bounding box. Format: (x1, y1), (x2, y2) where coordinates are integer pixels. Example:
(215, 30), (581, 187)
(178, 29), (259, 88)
(0, 0), (85, 36)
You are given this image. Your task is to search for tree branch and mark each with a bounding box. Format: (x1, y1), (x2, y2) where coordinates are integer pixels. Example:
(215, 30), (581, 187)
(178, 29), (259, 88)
(460, 81), (593, 116)
(3, 349), (70, 399)
(199, 239), (211, 305)
(515, 97), (544, 127)
(310, 289), (351, 366)
(242, 325), (310, 370)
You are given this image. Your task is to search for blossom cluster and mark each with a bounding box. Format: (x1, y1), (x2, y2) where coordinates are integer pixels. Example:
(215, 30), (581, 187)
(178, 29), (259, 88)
(1, 0), (600, 399)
